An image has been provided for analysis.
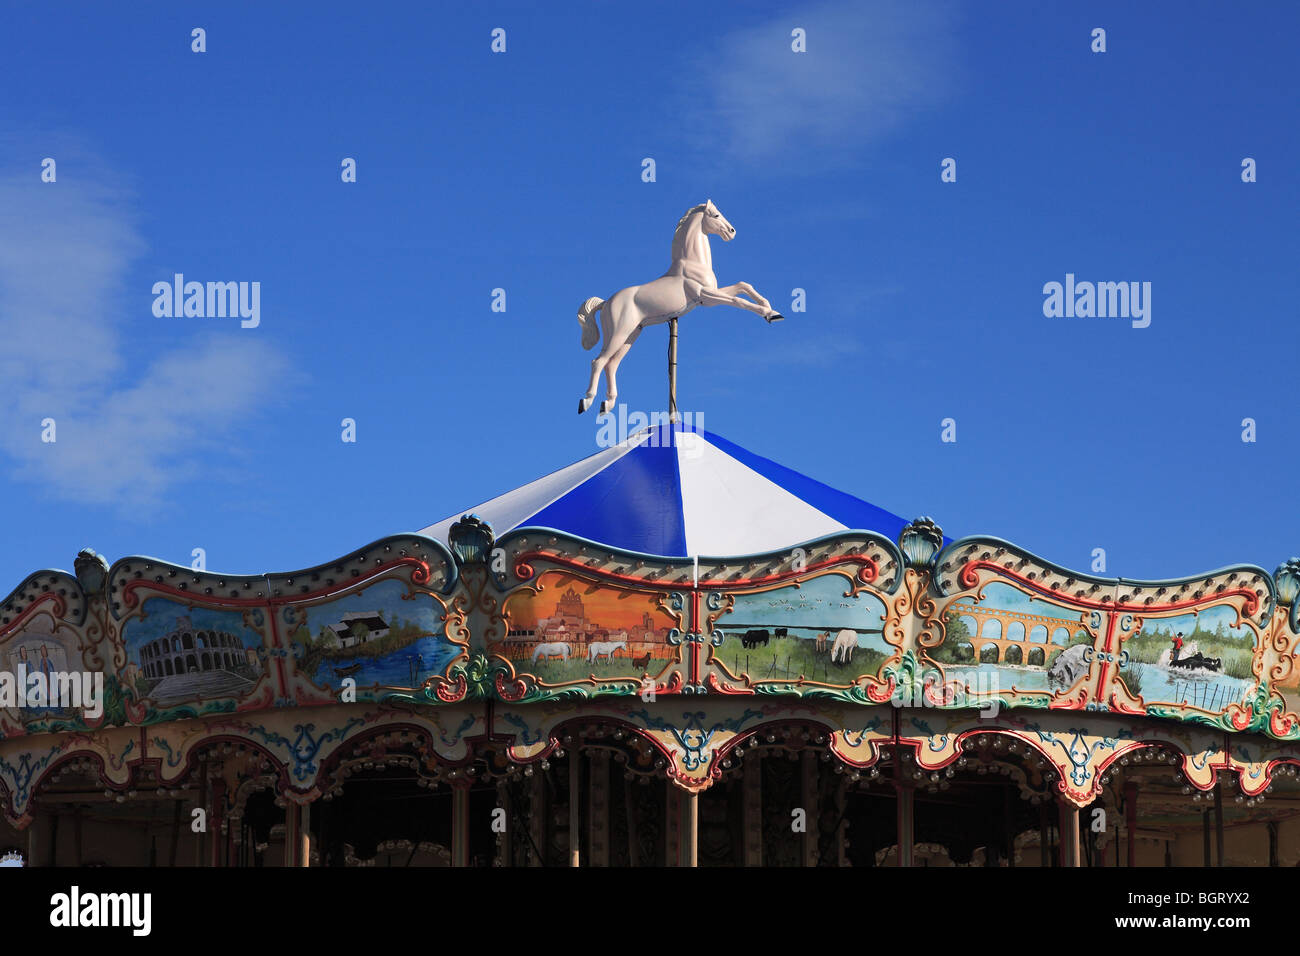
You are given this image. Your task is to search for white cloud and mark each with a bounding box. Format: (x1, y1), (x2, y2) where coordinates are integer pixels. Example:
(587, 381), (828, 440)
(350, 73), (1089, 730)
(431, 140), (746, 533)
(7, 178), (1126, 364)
(0, 154), (288, 506)
(683, 0), (961, 169)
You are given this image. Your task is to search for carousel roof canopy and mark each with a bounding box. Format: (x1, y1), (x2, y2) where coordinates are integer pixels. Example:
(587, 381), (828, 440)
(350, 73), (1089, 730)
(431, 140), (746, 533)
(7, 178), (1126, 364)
(421, 423), (925, 558)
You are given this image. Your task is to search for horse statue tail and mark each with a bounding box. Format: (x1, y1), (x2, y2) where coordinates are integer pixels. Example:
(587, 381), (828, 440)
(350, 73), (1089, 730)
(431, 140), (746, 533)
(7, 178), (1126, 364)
(577, 296), (603, 350)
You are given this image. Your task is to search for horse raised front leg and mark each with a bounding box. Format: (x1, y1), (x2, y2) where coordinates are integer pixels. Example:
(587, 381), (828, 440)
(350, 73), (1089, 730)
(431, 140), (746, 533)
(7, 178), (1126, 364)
(717, 281), (774, 312)
(699, 285), (783, 322)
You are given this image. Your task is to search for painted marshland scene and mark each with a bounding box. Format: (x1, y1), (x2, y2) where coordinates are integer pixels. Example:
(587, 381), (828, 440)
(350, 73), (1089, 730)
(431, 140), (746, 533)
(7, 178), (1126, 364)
(288, 579), (458, 692)
(1118, 605), (1256, 712)
(500, 572), (677, 685)
(711, 574), (891, 683)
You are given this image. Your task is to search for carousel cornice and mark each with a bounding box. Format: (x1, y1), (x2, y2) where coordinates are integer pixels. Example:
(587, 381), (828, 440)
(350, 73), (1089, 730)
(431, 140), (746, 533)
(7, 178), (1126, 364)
(0, 508), (1296, 827)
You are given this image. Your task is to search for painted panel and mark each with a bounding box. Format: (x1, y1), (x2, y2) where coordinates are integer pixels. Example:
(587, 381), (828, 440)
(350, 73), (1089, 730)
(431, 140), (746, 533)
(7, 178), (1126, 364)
(933, 581), (1094, 706)
(706, 572), (892, 692)
(121, 599), (271, 713)
(498, 569), (683, 695)
(285, 577), (460, 702)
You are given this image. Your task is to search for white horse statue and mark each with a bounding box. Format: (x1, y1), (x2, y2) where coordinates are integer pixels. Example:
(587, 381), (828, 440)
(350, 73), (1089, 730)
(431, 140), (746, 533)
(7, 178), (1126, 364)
(587, 640), (628, 663)
(576, 200), (783, 414)
(531, 642), (571, 663)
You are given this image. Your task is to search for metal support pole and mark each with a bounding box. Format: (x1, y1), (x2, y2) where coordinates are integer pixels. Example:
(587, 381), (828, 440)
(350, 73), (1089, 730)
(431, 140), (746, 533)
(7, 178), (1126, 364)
(668, 317), (679, 423)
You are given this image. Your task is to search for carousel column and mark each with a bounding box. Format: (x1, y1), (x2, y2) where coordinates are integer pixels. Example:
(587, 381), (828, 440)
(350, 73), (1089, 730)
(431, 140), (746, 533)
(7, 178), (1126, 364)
(665, 783), (698, 867)
(1125, 781), (1138, 867)
(209, 779), (227, 867)
(1202, 808), (1212, 867)
(299, 802), (312, 867)
(283, 801), (312, 867)
(529, 770), (546, 867)
(195, 760), (209, 866)
(587, 750), (609, 866)
(894, 750), (914, 868)
(1214, 781), (1225, 866)
(742, 753), (762, 866)
(895, 784), (915, 867)
(800, 750), (819, 867)
(679, 789), (698, 867)
(25, 813), (45, 867)
(451, 780), (471, 867)
(834, 776), (849, 867)
(1058, 801), (1081, 868)
(496, 780), (512, 867)
(568, 751), (581, 867)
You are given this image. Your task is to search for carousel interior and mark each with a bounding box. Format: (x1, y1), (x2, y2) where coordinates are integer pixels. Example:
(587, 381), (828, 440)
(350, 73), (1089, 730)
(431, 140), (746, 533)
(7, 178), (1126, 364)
(6, 724), (1300, 867)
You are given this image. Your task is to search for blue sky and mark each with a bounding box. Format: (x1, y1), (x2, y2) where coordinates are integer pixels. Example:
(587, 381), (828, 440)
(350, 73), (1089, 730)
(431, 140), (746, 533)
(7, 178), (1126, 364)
(0, 1), (1296, 592)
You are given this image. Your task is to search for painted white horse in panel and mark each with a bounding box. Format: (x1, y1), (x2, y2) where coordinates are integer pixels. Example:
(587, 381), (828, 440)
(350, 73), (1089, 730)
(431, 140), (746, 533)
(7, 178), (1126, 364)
(830, 629), (857, 664)
(587, 640), (627, 663)
(576, 200), (783, 414)
(531, 642), (572, 663)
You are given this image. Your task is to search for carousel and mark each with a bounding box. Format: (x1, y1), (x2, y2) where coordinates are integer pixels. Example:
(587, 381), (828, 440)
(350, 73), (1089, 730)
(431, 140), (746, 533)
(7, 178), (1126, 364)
(3, 203), (1300, 868)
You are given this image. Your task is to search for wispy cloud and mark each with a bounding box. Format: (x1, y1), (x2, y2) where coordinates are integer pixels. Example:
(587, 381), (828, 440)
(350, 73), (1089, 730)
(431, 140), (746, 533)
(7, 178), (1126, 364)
(0, 150), (288, 506)
(682, 0), (961, 170)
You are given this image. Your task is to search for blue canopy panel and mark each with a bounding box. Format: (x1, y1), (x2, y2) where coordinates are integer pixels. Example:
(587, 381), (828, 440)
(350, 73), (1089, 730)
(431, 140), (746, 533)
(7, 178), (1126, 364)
(421, 423), (936, 559)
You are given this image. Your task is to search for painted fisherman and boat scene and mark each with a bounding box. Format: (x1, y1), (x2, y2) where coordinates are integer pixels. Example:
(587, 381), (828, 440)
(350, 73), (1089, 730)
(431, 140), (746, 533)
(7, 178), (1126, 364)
(1118, 604), (1256, 713)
